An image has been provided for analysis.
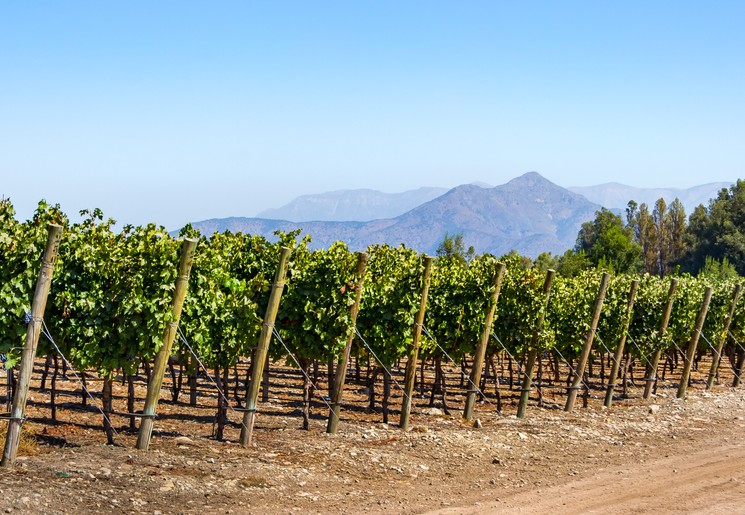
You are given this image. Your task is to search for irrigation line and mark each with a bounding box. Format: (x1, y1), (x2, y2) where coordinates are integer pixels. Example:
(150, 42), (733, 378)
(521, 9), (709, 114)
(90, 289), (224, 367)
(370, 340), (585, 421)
(489, 332), (532, 382)
(39, 318), (117, 435)
(271, 327), (335, 414)
(418, 324), (495, 407)
(175, 327), (251, 434)
(353, 327), (410, 403)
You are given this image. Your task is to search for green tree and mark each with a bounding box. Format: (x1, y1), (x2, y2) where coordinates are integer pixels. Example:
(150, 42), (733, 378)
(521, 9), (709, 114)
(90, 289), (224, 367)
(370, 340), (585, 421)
(575, 208), (641, 274)
(436, 232), (475, 264)
(683, 180), (745, 275)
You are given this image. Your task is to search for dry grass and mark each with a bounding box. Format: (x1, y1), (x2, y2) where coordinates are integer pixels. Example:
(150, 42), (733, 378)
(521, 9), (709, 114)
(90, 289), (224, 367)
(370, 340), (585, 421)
(0, 422), (41, 457)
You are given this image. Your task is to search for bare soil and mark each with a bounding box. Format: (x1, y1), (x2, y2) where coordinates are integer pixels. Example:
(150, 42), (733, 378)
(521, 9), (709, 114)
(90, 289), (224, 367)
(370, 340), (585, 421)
(1, 358), (744, 514)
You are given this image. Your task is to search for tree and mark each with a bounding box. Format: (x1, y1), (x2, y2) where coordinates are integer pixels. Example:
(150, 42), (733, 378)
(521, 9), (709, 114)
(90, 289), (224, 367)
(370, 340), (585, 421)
(575, 208), (641, 274)
(436, 232), (475, 264)
(683, 180), (745, 275)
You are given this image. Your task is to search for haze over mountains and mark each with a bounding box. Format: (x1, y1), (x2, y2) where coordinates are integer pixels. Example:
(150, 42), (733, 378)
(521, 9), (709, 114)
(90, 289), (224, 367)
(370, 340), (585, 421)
(190, 173), (732, 258)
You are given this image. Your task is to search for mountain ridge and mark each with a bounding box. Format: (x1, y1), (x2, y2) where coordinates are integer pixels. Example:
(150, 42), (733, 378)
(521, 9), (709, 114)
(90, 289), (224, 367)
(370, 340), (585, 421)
(190, 172), (601, 258)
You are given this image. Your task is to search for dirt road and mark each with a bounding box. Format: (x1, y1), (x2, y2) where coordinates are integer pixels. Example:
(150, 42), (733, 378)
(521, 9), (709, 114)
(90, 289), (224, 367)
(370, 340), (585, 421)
(435, 441), (745, 514)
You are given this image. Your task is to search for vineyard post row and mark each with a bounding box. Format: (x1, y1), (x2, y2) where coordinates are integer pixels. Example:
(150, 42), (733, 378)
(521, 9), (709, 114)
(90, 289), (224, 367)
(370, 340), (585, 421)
(565, 272), (610, 412)
(327, 252), (368, 434)
(706, 284), (742, 390)
(463, 261), (506, 421)
(677, 287), (713, 399)
(2, 223), (62, 468)
(644, 278), (678, 399)
(239, 247), (291, 447)
(400, 256), (433, 431)
(603, 279), (639, 408)
(517, 269), (555, 419)
(136, 238), (198, 451)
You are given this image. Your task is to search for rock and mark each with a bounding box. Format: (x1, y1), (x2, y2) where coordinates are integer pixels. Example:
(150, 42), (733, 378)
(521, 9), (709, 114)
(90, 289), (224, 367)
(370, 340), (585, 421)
(473, 418), (483, 429)
(648, 405), (661, 414)
(517, 432), (528, 440)
(174, 436), (196, 446)
(421, 407), (444, 416)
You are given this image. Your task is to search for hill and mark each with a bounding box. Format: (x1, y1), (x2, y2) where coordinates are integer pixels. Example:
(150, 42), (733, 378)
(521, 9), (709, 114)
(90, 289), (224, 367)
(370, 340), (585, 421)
(189, 172), (601, 257)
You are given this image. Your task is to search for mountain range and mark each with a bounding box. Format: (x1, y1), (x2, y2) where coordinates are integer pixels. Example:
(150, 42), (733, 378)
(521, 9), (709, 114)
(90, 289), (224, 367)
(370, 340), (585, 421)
(190, 173), (600, 257)
(188, 173), (732, 258)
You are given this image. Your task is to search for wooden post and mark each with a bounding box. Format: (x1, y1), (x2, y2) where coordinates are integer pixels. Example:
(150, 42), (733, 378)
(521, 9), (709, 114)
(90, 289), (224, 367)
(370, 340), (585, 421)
(706, 283), (742, 390)
(326, 252), (368, 434)
(399, 256), (434, 430)
(643, 278), (678, 400)
(239, 247), (291, 446)
(135, 238), (198, 451)
(516, 269), (555, 419)
(2, 223), (62, 467)
(604, 279), (638, 407)
(565, 272), (610, 412)
(463, 262), (505, 421)
(677, 286), (713, 399)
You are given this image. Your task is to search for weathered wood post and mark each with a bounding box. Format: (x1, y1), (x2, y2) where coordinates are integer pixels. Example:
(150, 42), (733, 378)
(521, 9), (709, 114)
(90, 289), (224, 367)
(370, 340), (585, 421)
(565, 272), (610, 412)
(326, 252), (368, 434)
(677, 286), (713, 399)
(136, 238), (198, 451)
(463, 262), (505, 421)
(516, 269), (555, 419)
(2, 223), (62, 467)
(706, 283), (741, 390)
(239, 247), (291, 446)
(643, 278), (678, 400)
(399, 256), (434, 430)
(604, 279), (638, 407)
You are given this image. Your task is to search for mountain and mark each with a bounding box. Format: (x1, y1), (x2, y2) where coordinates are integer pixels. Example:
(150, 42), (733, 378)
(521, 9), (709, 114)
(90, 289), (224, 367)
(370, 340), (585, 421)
(568, 182), (732, 216)
(190, 172), (602, 257)
(257, 187), (448, 222)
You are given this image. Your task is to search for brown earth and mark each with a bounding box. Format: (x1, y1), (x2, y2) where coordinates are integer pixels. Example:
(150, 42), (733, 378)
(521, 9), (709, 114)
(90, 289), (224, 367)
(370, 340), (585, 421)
(1, 358), (744, 514)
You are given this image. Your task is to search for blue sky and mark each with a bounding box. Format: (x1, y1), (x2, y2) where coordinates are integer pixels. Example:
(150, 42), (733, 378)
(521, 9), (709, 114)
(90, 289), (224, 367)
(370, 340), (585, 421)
(1, 1), (743, 228)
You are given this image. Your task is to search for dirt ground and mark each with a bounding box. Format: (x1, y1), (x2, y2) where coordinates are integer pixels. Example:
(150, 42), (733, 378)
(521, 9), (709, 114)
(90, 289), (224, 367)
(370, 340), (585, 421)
(1, 358), (744, 514)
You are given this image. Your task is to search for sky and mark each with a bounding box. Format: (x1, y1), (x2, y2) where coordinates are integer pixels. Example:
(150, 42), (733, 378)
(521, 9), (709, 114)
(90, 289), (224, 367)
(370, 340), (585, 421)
(1, 1), (743, 229)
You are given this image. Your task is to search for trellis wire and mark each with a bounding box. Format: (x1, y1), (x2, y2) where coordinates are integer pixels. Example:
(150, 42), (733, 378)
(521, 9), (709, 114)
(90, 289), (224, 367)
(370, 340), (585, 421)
(271, 327), (335, 414)
(175, 326), (251, 434)
(39, 318), (117, 435)
(353, 327), (410, 403)
(418, 324), (495, 407)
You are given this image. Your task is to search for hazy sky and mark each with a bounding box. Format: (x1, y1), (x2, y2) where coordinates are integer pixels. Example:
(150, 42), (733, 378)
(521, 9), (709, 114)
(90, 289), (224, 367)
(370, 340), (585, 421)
(1, 2), (743, 229)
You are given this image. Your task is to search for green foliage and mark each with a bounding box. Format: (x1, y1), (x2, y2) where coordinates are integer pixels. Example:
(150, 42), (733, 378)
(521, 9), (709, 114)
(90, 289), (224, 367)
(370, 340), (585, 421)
(683, 180), (745, 275)
(576, 208), (641, 274)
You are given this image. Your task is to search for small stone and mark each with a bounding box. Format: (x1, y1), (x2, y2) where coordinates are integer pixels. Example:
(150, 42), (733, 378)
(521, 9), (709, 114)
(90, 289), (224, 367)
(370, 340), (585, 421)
(492, 458), (502, 465)
(473, 418), (482, 429)
(174, 436), (195, 446)
(517, 432), (528, 440)
(648, 405), (661, 414)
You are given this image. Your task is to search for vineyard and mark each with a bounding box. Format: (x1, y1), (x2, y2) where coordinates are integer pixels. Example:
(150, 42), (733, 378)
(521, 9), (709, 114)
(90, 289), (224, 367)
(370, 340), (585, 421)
(2, 200), (745, 511)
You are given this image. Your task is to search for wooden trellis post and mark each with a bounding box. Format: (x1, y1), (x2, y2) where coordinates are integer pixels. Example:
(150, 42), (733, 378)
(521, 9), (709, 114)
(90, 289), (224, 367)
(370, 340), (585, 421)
(326, 252), (368, 434)
(239, 247), (291, 446)
(604, 279), (638, 407)
(643, 278), (678, 400)
(399, 256), (434, 431)
(677, 286), (713, 399)
(136, 237), (198, 451)
(463, 261), (505, 421)
(516, 269), (555, 419)
(706, 283), (741, 390)
(564, 272), (609, 412)
(2, 223), (62, 467)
